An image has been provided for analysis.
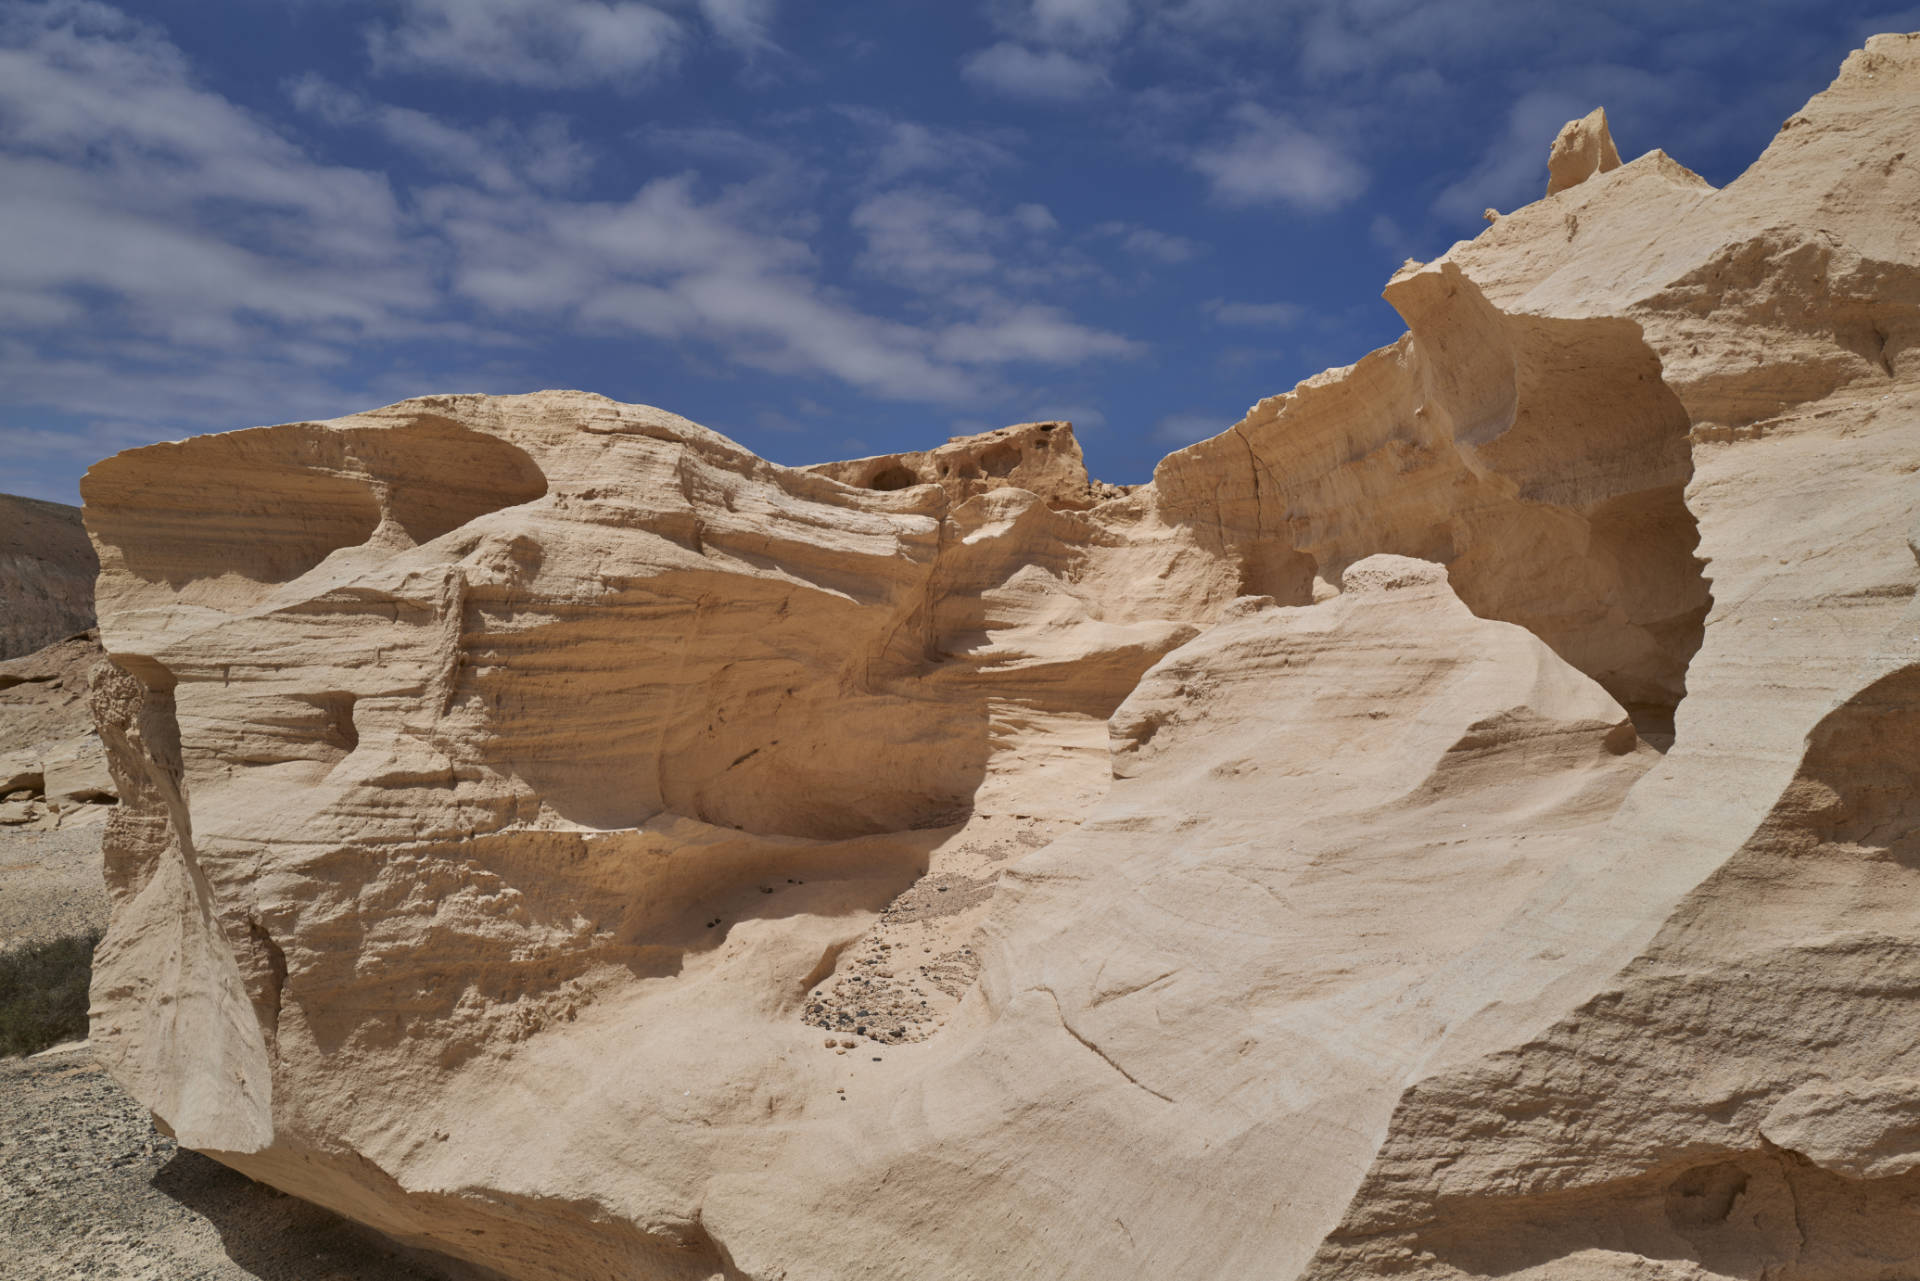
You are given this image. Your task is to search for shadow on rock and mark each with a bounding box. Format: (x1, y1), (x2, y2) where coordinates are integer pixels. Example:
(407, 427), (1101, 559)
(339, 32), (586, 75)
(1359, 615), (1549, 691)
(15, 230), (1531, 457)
(152, 1148), (437, 1281)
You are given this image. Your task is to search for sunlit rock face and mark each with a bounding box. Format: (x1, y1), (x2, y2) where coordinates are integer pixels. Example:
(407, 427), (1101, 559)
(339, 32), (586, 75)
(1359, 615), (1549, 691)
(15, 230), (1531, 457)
(82, 34), (1920, 1281)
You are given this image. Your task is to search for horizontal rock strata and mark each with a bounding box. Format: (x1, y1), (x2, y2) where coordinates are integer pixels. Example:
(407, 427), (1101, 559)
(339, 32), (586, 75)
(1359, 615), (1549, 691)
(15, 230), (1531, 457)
(0, 494), (97, 660)
(0, 630), (115, 830)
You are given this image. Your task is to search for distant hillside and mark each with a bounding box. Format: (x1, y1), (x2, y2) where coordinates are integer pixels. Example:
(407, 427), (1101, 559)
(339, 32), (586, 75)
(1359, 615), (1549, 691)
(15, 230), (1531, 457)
(0, 495), (97, 660)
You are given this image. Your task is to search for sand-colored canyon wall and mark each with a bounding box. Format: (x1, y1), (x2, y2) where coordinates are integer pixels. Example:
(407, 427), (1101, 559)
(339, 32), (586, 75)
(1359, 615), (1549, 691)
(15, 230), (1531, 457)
(78, 33), (1920, 1281)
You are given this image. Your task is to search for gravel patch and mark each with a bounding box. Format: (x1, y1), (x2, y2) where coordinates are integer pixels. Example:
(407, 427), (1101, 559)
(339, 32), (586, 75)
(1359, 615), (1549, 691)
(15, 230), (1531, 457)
(0, 824), (110, 948)
(801, 814), (1065, 1047)
(1, 1045), (436, 1281)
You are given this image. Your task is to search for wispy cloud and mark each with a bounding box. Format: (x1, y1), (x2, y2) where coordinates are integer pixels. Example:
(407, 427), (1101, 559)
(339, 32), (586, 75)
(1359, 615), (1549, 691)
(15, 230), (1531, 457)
(288, 74), (595, 193)
(962, 43), (1111, 101)
(849, 187), (1109, 299)
(697, 0), (780, 53)
(0, 5), (427, 358)
(0, 2), (1147, 449)
(1431, 65), (1668, 221)
(1189, 104), (1366, 210)
(1022, 0), (1135, 45)
(1097, 221), (1200, 263)
(367, 0), (688, 89)
(1204, 298), (1303, 327)
(937, 303), (1144, 364)
(854, 111), (1021, 184)
(853, 188), (1005, 284)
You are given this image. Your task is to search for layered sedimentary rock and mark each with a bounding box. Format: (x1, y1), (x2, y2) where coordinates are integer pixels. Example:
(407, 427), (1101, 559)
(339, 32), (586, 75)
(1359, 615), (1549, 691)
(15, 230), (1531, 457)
(0, 495), (110, 828)
(0, 630), (115, 829)
(81, 33), (1920, 1281)
(804, 419), (1130, 511)
(0, 493), (98, 660)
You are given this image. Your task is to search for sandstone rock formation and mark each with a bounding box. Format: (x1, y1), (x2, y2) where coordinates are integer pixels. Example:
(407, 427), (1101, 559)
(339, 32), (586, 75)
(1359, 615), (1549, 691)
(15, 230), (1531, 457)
(0, 630), (115, 829)
(79, 33), (1920, 1281)
(803, 419), (1130, 510)
(0, 494), (98, 660)
(1546, 105), (1622, 195)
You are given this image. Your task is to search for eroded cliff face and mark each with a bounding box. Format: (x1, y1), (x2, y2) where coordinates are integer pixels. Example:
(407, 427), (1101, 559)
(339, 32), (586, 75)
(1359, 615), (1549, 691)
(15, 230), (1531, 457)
(0, 630), (115, 830)
(0, 493), (98, 660)
(80, 33), (1920, 1281)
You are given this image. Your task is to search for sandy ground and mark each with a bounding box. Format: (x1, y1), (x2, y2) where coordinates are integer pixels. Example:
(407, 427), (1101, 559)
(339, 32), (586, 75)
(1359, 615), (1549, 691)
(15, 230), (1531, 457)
(0, 824), (440, 1281)
(0, 1043), (440, 1281)
(0, 819), (111, 949)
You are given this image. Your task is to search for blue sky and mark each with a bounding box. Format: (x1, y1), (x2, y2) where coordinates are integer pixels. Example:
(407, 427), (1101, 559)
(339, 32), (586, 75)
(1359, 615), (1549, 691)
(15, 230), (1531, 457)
(0, 0), (1908, 504)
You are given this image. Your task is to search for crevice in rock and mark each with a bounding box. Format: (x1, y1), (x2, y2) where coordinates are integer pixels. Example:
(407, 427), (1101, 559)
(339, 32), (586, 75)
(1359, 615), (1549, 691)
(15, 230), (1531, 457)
(1040, 987), (1174, 1105)
(248, 918), (288, 1038)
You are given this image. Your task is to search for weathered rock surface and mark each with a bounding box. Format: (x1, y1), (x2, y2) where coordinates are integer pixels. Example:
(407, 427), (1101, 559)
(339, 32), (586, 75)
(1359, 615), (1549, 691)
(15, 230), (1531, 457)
(0, 630), (116, 830)
(804, 419), (1130, 511)
(1, 493), (98, 660)
(79, 33), (1920, 1281)
(1546, 106), (1622, 195)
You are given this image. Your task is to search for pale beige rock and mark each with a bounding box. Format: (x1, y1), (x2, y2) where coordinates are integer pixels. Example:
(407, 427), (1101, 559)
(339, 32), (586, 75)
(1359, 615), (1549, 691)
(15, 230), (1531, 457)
(1761, 1078), (1920, 1180)
(77, 32), (1920, 1281)
(40, 730), (115, 805)
(802, 419), (1128, 511)
(1546, 106), (1622, 195)
(0, 630), (116, 824)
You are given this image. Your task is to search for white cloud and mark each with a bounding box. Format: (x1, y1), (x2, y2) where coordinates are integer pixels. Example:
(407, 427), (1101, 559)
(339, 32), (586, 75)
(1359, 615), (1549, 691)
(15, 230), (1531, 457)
(698, 0), (779, 52)
(849, 111), (1019, 184)
(289, 75), (594, 194)
(644, 122), (793, 171)
(962, 42), (1110, 101)
(0, 8), (424, 357)
(852, 189), (1002, 284)
(1097, 220), (1200, 263)
(1027, 0), (1134, 45)
(0, 0), (1147, 481)
(1153, 0), (1631, 83)
(1013, 203), (1059, 233)
(849, 189), (1109, 299)
(367, 0), (686, 89)
(408, 168), (1137, 401)
(1204, 298), (1302, 326)
(1431, 66), (1667, 224)
(937, 304), (1143, 364)
(675, 271), (980, 400)
(1189, 104), (1366, 210)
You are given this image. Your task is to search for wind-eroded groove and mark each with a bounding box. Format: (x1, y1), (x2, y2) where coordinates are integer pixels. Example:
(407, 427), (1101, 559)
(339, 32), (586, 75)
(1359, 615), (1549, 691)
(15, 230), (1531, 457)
(1039, 987), (1174, 1104)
